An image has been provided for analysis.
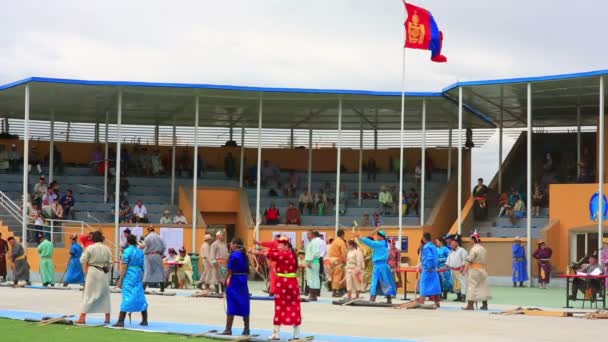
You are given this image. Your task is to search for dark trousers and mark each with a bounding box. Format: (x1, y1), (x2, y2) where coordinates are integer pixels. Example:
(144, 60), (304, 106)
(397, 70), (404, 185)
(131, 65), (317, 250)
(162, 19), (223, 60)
(572, 278), (601, 297)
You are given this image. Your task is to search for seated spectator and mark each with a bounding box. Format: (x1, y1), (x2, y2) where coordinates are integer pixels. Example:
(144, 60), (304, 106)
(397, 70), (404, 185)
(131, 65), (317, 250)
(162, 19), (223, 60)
(50, 198), (64, 219)
(28, 146), (42, 174)
(407, 188), (419, 216)
(285, 202), (302, 225)
(510, 195), (526, 225)
(497, 191), (510, 217)
(378, 186), (393, 215)
(360, 213), (371, 227)
(338, 184), (348, 216)
(177, 247), (194, 288)
(372, 211), (382, 227)
(59, 189), (76, 220)
(173, 209), (188, 224)
(298, 190), (313, 215)
(112, 200), (133, 223)
(264, 203), (280, 225)
(532, 185), (545, 217)
(472, 178), (489, 220)
(49, 180), (60, 197)
(42, 187), (57, 208)
(284, 171), (299, 197)
(224, 152), (236, 179)
(8, 144), (20, 173)
(366, 157), (377, 181)
(32, 176), (47, 206)
(132, 200), (149, 223)
(160, 210), (173, 224)
(0, 144), (9, 172)
(314, 189), (328, 216)
(164, 248), (179, 288)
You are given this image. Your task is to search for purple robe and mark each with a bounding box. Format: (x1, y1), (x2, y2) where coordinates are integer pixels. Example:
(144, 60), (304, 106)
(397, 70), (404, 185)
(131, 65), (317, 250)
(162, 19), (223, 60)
(532, 247), (552, 283)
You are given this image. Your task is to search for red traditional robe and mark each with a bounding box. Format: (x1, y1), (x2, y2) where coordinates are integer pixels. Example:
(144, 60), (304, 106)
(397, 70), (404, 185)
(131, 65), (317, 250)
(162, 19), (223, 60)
(266, 249), (302, 327)
(261, 240), (279, 295)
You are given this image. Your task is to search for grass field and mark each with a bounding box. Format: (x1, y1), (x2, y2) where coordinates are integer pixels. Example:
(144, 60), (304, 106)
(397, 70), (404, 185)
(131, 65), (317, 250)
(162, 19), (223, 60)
(0, 319), (215, 342)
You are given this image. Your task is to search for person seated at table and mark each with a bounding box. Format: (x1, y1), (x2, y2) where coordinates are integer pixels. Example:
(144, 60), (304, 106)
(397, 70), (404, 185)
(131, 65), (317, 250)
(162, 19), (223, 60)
(164, 248), (179, 288)
(176, 247), (194, 289)
(569, 255), (605, 301)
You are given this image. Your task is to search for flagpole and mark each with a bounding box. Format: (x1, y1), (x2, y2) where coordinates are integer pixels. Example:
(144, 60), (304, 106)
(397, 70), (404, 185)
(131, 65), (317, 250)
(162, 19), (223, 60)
(398, 46), (406, 251)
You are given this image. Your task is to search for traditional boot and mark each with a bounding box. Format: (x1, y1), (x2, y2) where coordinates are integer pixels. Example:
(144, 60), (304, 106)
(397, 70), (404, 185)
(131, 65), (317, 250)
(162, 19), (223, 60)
(369, 295), (377, 303)
(104, 313), (111, 324)
(140, 310), (148, 326)
(242, 316), (250, 336)
(159, 282), (165, 293)
(442, 291), (448, 300)
(75, 313), (86, 324)
(480, 301), (488, 310)
(461, 295), (466, 302)
(519, 282), (524, 288)
(386, 296), (392, 304)
(293, 325), (301, 340)
(214, 284), (220, 294)
(462, 301), (474, 311)
(513, 282), (517, 288)
(112, 311), (127, 327)
(269, 325), (281, 340)
(219, 315), (234, 335)
(454, 293), (462, 302)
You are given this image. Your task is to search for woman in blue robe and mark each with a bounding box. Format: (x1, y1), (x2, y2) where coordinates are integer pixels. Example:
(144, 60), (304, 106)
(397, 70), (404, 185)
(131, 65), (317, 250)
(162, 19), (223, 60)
(220, 237), (250, 336)
(63, 235), (85, 286)
(512, 238), (528, 287)
(113, 234), (148, 327)
(357, 229), (396, 304)
(435, 237), (453, 298)
(418, 233), (442, 306)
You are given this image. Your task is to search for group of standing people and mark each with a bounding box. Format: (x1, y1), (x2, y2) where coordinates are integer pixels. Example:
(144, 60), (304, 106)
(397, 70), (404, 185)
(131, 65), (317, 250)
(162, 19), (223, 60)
(198, 231), (230, 294)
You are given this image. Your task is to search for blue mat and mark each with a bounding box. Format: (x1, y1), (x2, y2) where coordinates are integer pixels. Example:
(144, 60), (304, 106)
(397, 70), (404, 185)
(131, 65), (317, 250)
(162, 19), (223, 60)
(0, 309), (415, 342)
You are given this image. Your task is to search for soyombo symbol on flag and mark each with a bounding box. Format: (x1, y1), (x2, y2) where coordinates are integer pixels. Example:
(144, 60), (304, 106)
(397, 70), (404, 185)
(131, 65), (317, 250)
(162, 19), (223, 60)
(403, 1), (447, 63)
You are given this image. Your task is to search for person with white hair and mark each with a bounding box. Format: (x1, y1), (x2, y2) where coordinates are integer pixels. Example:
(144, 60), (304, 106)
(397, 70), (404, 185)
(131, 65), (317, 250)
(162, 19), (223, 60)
(142, 226), (167, 292)
(197, 233), (214, 290)
(210, 230), (230, 294)
(463, 231), (491, 311)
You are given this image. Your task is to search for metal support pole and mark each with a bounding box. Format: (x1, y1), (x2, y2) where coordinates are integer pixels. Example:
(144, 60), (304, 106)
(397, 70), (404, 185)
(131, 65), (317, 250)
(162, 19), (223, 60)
(103, 111), (109, 203)
(192, 96), (200, 252)
(21, 84), (30, 244)
(498, 86), (504, 194)
(398, 49), (406, 246)
(154, 124), (159, 146)
(421, 98), (426, 226)
(290, 128), (294, 149)
(239, 127), (245, 188)
(577, 106), (582, 179)
(49, 110), (55, 182)
(308, 128), (312, 196)
(335, 98), (343, 234)
(526, 82), (532, 286)
(457, 87), (463, 234)
(66, 121), (70, 142)
(254, 95), (263, 241)
(113, 90), (123, 261)
(448, 127), (452, 181)
(171, 114), (176, 205)
(599, 76), (605, 263)
(358, 122), (363, 207)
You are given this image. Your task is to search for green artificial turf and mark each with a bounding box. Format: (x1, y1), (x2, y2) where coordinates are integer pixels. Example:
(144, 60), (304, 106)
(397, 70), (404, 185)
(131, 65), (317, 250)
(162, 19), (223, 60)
(0, 318), (215, 342)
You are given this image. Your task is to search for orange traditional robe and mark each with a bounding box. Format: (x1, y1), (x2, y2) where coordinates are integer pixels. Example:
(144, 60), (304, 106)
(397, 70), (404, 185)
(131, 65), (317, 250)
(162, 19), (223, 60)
(327, 237), (347, 290)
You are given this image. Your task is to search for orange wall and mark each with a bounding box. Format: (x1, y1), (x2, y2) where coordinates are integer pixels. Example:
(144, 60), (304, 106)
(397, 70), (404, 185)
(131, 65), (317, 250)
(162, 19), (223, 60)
(461, 238), (539, 277)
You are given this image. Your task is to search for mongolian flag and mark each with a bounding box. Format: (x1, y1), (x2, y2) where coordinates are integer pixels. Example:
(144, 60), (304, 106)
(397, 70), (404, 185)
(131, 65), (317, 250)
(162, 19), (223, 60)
(403, 1), (447, 63)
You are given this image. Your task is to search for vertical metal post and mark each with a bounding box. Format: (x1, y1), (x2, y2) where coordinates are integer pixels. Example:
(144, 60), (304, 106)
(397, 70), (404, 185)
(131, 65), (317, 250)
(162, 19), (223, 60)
(255, 95), (263, 241)
(239, 127), (245, 188)
(599, 76), (605, 263)
(290, 128), (294, 149)
(577, 106), (582, 179)
(66, 121), (70, 142)
(358, 121), (363, 207)
(49, 110), (55, 182)
(526, 82), (532, 286)
(498, 86), (504, 194)
(21, 84), (30, 244)
(421, 98), (426, 225)
(308, 128), (312, 196)
(104, 111), (109, 203)
(335, 98), (343, 234)
(398, 49), (406, 246)
(113, 90), (123, 261)
(457, 87), (463, 234)
(171, 114), (176, 205)
(192, 96), (200, 252)
(448, 127), (452, 181)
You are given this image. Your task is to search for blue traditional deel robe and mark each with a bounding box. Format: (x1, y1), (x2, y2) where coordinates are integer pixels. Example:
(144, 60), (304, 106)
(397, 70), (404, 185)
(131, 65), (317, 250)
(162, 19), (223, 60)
(226, 250), (250, 317)
(420, 242), (441, 297)
(120, 245), (148, 313)
(512, 244), (529, 282)
(359, 237), (396, 297)
(437, 245), (453, 292)
(64, 242), (85, 284)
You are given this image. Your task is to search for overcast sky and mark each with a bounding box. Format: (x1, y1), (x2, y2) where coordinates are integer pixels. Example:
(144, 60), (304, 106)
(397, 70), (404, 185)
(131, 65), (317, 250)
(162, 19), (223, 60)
(1, 0), (605, 182)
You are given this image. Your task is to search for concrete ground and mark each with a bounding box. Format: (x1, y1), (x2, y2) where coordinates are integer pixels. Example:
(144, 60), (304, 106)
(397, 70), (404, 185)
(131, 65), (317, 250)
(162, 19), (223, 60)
(0, 281), (605, 342)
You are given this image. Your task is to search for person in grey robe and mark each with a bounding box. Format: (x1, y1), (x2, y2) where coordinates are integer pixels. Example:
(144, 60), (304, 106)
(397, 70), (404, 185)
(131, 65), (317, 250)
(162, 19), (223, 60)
(197, 233), (214, 290)
(143, 226), (166, 292)
(8, 237), (30, 285)
(209, 231), (230, 294)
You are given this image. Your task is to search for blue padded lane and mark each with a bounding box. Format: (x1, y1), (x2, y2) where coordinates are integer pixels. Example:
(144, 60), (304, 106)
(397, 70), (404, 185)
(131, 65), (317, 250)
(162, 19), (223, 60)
(0, 309), (415, 342)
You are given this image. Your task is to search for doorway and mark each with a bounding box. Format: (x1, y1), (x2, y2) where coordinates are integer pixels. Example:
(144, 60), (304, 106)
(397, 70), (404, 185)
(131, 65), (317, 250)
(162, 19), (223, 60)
(571, 231), (606, 262)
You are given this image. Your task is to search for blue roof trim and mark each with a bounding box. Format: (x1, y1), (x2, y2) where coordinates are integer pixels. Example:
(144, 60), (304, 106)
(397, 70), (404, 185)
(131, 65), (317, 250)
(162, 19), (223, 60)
(442, 69), (608, 93)
(12, 76), (442, 97)
(0, 77), (34, 91)
(442, 93), (496, 127)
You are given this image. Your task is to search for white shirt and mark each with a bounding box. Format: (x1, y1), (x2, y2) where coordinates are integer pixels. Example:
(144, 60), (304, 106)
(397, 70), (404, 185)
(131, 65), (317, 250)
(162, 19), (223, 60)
(133, 204), (148, 218)
(318, 238), (328, 257)
(446, 246), (468, 269)
(173, 215), (187, 224)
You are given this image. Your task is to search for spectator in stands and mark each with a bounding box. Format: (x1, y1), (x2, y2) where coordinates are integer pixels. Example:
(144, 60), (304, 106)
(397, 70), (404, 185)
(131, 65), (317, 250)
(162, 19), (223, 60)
(378, 186), (393, 215)
(177, 149), (192, 177)
(425, 155), (434, 181)
(414, 161), (422, 184)
(372, 211), (382, 227)
(264, 203), (280, 225)
(338, 184), (348, 216)
(532, 184), (545, 217)
(407, 188), (420, 216)
(50, 198), (64, 219)
(28, 146), (42, 174)
(314, 189), (328, 215)
(510, 195), (526, 225)
(298, 190), (313, 215)
(8, 144), (20, 173)
(366, 157), (377, 181)
(173, 209), (187, 224)
(497, 191), (510, 217)
(151, 149), (163, 175)
(0, 144), (9, 172)
(472, 178), (489, 220)
(42, 187), (57, 207)
(59, 189), (76, 220)
(49, 180), (60, 197)
(46, 145), (64, 174)
(160, 210), (172, 224)
(32, 176), (48, 206)
(27, 203), (40, 242)
(133, 200), (149, 223)
(112, 200), (133, 223)
(285, 202), (302, 225)
(284, 171), (299, 197)
(224, 152), (236, 179)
